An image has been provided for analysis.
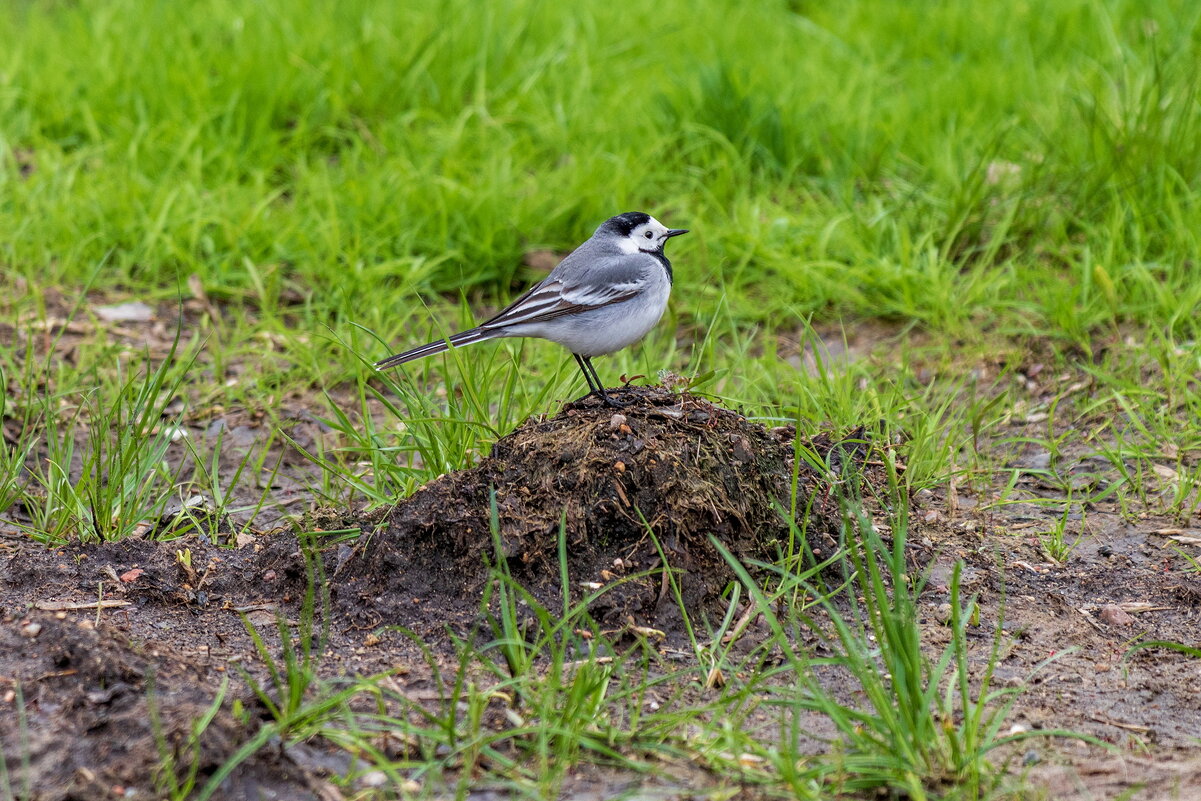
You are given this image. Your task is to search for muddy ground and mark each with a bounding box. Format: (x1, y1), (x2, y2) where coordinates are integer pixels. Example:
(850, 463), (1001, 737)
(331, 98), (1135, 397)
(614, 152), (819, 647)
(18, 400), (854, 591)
(1, 302), (1200, 800)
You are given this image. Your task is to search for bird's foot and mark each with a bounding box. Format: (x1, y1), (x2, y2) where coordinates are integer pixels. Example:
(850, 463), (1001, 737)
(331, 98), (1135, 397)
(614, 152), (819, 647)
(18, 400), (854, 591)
(565, 388), (628, 409)
(599, 391), (628, 409)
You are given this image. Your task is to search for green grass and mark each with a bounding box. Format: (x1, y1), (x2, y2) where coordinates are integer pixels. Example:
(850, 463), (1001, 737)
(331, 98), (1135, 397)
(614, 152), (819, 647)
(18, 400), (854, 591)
(2, 0), (1200, 797)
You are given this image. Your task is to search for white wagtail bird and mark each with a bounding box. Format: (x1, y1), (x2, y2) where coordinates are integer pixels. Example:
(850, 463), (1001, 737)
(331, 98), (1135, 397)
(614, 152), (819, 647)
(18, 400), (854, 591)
(375, 212), (688, 406)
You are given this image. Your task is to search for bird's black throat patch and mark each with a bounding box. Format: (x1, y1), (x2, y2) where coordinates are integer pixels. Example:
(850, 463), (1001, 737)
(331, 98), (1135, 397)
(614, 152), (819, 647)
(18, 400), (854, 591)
(650, 251), (673, 283)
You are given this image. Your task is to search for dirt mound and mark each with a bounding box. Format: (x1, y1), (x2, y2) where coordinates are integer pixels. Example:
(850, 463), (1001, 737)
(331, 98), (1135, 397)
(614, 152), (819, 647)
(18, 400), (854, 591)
(335, 386), (864, 635)
(0, 613), (323, 801)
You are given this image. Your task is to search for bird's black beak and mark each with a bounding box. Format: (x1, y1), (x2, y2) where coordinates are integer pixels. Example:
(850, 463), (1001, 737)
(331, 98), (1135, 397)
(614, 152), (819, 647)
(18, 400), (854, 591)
(665, 229), (689, 239)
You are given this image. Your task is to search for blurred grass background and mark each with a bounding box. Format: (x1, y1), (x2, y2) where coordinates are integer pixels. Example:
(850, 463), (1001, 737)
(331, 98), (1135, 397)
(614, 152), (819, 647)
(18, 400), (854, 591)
(4, 0), (1199, 333)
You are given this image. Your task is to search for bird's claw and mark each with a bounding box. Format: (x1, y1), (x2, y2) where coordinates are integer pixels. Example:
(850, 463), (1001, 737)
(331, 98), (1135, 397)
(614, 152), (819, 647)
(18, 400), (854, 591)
(564, 388), (628, 410)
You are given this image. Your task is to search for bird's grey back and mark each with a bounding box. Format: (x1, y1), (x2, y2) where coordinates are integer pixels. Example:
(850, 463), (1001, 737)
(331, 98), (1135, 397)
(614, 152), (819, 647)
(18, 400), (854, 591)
(548, 243), (660, 290)
(544, 226), (663, 289)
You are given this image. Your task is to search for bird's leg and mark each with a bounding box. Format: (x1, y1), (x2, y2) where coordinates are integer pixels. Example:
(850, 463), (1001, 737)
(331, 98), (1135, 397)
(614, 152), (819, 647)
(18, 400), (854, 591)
(570, 353), (599, 403)
(583, 355), (624, 407)
(571, 354), (621, 407)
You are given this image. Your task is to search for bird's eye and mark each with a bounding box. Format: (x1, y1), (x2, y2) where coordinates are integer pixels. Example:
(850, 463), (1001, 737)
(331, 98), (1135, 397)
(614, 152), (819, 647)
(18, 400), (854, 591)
(644, 231), (653, 239)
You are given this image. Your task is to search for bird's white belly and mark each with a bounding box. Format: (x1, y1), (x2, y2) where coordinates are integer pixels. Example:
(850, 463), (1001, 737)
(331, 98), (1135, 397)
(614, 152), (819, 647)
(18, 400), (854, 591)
(503, 280), (670, 357)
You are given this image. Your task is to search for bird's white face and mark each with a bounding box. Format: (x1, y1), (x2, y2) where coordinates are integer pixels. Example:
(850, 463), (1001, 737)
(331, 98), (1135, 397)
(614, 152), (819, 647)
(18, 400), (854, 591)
(618, 217), (675, 254)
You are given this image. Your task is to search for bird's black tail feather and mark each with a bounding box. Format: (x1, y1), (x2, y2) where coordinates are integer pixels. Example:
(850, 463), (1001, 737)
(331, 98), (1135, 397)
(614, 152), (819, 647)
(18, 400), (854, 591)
(374, 327), (496, 370)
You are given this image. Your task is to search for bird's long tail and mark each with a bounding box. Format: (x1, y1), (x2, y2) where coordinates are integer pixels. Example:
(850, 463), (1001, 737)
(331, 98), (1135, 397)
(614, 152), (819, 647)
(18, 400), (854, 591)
(374, 327), (497, 370)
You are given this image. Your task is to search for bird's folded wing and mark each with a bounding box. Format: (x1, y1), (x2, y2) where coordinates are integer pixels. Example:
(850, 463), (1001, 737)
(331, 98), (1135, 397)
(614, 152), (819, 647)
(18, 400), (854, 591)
(479, 279), (641, 329)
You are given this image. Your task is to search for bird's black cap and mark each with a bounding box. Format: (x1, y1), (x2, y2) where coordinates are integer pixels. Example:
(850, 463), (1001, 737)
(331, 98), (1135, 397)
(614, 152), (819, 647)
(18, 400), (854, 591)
(600, 212), (653, 237)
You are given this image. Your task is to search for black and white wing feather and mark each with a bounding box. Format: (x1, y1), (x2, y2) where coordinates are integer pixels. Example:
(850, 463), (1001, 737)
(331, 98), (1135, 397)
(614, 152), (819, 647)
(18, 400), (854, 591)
(373, 249), (659, 370)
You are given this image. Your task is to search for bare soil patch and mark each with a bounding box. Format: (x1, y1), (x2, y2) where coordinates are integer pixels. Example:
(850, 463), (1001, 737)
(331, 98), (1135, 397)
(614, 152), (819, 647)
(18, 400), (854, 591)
(0, 612), (328, 801)
(916, 492), (1201, 743)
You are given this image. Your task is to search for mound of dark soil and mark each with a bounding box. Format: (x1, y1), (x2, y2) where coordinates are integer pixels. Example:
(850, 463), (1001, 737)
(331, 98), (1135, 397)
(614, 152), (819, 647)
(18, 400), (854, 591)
(336, 386), (868, 633)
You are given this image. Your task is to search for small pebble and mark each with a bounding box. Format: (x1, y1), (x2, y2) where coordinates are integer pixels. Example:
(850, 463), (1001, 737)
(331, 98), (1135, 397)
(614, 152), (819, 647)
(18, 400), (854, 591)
(358, 771), (388, 788)
(20, 622), (42, 638)
(730, 436), (753, 462)
(1099, 605), (1134, 626)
